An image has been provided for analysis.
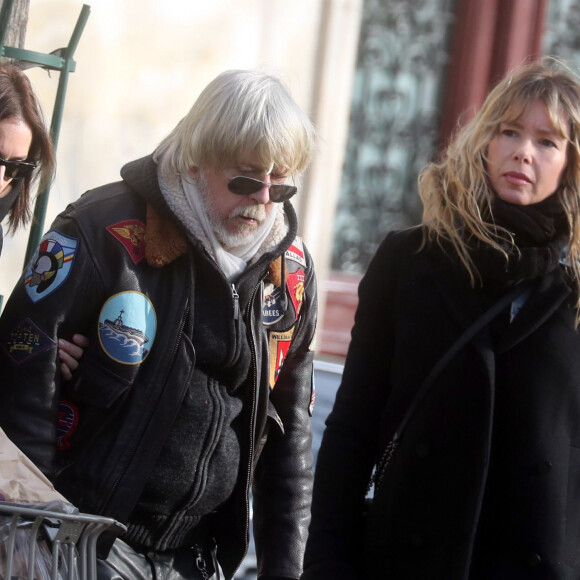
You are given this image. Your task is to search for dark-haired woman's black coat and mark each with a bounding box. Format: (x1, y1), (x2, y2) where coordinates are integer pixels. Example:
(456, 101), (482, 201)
(303, 226), (580, 579)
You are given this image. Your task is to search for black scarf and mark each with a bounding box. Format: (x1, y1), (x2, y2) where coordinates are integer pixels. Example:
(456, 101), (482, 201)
(469, 194), (569, 288)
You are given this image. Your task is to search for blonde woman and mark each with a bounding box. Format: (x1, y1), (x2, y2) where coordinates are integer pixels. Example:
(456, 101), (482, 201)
(303, 57), (580, 579)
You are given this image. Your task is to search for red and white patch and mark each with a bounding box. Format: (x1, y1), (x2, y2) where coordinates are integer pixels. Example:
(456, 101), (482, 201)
(286, 267), (305, 320)
(309, 374), (316, 416)
(268, 328), (295, 389)
(106, 220), (146, 264)
(285, 237), (306, 267)
(57, 400), (79, 451)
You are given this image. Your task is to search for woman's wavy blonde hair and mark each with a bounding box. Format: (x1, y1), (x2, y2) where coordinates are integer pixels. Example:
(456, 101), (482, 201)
(419, 57), (580, 318)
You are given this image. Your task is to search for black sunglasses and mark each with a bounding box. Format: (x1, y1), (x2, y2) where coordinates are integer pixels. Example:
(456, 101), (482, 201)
(227, 176), (297, 203)
(0, 156), (36, 180)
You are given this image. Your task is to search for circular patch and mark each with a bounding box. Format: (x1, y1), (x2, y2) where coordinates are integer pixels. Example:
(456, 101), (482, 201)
(98, 291), (157, 365)
(57, 400), (78, 451)
(25, 230), (78, 303)
(263, 282), (284, 325)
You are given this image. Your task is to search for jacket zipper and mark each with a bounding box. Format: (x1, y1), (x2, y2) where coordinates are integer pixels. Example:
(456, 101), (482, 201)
(232, 271), (267, 574)
(232, 284), (240, 319)
(226, 283), (244, 369)
(99, 302), (191, 514)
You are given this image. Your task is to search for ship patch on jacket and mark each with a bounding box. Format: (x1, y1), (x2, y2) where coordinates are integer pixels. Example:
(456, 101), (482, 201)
(24, 231), (78, 303)
(98, 291), (157, 365)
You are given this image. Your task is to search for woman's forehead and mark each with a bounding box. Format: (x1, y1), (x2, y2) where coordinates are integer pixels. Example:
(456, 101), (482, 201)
(500, 98), (569, 136)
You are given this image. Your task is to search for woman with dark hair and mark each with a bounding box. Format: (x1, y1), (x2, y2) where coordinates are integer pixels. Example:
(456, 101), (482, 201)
(0, 63), (54, 253)
(303, 57), (580, 579)
(0, 63), (84, 378)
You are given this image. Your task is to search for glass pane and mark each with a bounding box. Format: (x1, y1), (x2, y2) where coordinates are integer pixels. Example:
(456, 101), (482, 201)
(331, 0), (456, 274)
(543, 0), (580, 59)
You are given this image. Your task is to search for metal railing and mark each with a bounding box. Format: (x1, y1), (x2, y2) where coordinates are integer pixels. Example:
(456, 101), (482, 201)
(0, 502), (125, 580)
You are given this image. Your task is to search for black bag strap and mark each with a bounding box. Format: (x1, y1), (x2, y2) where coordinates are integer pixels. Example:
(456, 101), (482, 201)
(370, 279), (533, 491)
(395, 279), (532, 440)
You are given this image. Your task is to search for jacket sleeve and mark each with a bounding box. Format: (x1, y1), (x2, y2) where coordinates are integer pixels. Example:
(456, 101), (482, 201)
(0, 208), (105, 478)
(301, 233), (399, 580)
(252, 248), (317, 580)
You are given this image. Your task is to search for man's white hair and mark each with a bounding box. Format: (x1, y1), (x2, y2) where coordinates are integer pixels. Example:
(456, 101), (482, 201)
(154, 69), (316, 177)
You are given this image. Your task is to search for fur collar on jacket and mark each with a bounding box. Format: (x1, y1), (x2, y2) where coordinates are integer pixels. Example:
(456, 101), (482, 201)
(121, 155), (289, 287)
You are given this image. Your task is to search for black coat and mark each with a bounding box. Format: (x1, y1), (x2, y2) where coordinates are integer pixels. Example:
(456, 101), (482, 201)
(303, 226), (580, 579)
(0, 156), (317, 580)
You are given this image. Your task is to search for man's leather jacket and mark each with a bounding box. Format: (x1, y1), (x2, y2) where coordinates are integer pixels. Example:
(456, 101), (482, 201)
(0, 156), (316, 579)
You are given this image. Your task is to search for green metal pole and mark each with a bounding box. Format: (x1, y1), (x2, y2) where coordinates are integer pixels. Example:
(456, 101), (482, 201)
(23, 4), (90, 266)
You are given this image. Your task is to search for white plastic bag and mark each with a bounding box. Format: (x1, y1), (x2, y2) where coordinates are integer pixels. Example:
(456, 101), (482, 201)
(0, 501), (80, 580)
(0, 428), (67, 504)
(0, 424), (79, 579)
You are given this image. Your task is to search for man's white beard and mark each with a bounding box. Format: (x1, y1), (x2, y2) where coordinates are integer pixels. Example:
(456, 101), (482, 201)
(195, 172), (268, 251)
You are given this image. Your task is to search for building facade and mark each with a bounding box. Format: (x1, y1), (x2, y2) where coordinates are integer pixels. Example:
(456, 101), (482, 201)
(320, 0), (580, 358)
(1, 0), (578, 360)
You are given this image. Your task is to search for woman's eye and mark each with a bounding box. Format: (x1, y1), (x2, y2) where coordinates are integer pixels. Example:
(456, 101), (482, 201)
(501, 128), (517, 137)
(540, 138), (557, 148)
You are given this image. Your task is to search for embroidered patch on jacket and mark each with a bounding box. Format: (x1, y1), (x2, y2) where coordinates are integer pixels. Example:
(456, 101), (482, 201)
(309, 372), (316, 416)
(2, 318), (56, 364)
(286, 264), (305, 320)
(286, 237), (306, 267)
(98, 291), (157, 365)
(57, 400), (79, 451)
(106, 220), (146, 264)
(24, 231), (78, 303)
(309, 332), (317, 352)
(268, 327), (295, 389)
(262, 282), (284, 325)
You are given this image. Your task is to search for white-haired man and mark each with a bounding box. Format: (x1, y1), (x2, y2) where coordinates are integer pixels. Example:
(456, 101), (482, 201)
(0, 70), (318, 580)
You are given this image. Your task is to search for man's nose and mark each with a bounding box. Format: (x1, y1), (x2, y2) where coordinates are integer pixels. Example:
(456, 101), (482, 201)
(248, 181), (271, 204)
